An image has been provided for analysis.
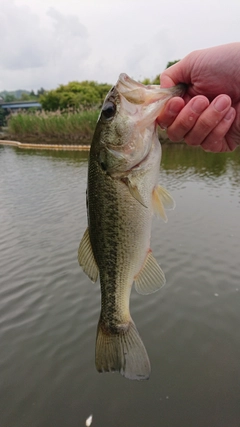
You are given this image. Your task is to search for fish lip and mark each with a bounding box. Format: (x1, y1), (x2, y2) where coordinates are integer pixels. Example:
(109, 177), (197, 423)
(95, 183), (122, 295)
(116, 73), (186, 105)
(117, 73), (144, 90)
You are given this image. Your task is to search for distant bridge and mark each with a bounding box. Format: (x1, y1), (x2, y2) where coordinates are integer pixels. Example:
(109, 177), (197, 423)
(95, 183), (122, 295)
(0, 101), (41, 110)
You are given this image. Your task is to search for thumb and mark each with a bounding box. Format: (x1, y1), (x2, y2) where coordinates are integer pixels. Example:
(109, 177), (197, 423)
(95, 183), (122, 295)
(160, 73), (176, 88)
(160, 60), (188, 88)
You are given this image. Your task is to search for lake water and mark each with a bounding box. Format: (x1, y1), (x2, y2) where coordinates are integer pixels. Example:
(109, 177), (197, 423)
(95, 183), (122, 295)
(0, 143), (240, 427)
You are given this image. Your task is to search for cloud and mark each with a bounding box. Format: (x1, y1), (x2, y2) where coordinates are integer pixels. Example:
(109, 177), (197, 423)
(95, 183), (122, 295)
(0, 2), (49, 69)
(47, 7), (88, 39)
(1, 0), (240, 91)
(0, 1), (90, 90)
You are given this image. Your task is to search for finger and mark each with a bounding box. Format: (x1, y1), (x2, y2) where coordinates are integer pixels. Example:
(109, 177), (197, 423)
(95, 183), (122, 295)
(184, 95), (232, 146)
(157, 97), (185, 129)
(225, 102), (240, 150)
(165, 96), (210, 142)
(160, 57), (191, 88)
(200, 108), (236, 152)
(225, 135), (239, 152)
(160, 73), (176, 88)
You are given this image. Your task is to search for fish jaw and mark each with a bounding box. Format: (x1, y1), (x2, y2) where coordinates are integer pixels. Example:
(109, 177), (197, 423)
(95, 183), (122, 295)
(116, 73), (185, 106)
(95, 73), (185, 175)
(116, 73), (185, 131)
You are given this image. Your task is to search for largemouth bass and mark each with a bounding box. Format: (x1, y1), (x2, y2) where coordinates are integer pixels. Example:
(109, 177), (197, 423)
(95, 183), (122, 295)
(78, 74), (185, 380)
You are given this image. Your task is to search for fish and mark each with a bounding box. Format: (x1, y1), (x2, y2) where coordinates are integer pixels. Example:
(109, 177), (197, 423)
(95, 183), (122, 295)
(78, 74), (185, 380)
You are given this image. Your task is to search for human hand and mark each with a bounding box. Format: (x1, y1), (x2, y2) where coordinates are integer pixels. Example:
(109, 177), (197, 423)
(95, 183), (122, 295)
(157, 43), (240, 152)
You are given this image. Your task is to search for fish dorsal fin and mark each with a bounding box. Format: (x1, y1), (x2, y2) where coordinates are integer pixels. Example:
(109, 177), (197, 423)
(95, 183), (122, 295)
(152, 185), (176, 223)
(78, 227), (99, 283)
(123, 177), (147, 208)
(134, 250), (166, 295)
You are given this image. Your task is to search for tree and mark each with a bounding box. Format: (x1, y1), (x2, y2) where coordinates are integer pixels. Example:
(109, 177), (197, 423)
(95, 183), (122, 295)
(166, 60), (180, 69)
(4, 94), (16, 102)
(21, 93), (31, 101)
(0, 107), (6, 126)
(141, 78), (152, 85)
(40, 81), (112, 111)
(37, 87), (45, 97)
(151, 74), (160, 85)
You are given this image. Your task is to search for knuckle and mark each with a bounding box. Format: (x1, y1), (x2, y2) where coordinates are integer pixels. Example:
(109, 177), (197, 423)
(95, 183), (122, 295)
(167, 130), (183, 143)
(196, 116), (215, 133)
(177, 116), (194, 133)
(167, 116), (194, 142)
(206, 116), (234, 142)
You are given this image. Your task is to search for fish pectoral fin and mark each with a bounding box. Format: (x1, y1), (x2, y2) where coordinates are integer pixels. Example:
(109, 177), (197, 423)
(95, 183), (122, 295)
(123, 178), (147, 208)
(78, 227), (99, 283)
(152, 185), (176, 223)
(96, 318), (150, 380)
(134, 250), (166, 295)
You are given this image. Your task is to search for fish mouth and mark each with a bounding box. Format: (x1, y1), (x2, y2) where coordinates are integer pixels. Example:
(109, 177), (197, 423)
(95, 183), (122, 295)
(104, 73), (185, 177)
(116, 73), (186, 105)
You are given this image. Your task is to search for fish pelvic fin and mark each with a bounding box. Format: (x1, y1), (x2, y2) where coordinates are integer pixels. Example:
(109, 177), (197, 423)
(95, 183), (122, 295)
(95, 318), (151, 381)
(78, 227), (99, 283)
(152, 185), (176, 223)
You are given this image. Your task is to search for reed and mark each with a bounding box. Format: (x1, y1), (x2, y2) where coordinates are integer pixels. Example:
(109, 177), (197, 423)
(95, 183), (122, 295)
(7, 109), (100, 144)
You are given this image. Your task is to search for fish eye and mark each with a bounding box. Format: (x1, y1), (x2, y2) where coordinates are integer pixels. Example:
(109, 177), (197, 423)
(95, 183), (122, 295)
(102, 101), (116, 120)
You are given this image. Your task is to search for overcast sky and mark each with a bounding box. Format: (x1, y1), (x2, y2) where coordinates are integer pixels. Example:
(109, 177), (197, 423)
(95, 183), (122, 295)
(1, 0), (239, 91)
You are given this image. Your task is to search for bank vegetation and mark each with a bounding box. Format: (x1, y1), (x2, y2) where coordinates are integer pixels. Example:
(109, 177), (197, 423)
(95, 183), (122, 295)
(5, 62), (179, 144)
(7, 109), (99, 144)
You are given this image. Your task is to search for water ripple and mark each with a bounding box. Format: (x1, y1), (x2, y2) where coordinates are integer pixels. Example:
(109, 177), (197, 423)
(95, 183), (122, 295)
(0, 145), (240, 427)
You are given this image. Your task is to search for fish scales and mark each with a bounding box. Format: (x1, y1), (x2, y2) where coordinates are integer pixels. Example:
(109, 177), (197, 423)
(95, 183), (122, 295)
(78, 73), (185, 380)
(88, 157), (151, 327)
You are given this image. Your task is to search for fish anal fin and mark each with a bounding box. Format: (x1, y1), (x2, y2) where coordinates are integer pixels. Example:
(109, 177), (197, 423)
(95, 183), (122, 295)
(78, 227), (98, 283)
(134, 250), (166, 295)
(95, 318), (150, 380)
(152, 185), (176, 222)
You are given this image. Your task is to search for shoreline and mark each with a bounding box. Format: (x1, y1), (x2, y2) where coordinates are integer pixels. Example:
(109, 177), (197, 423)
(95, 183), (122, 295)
(0, 140), (90, 151)
(0, 128), (169, 152)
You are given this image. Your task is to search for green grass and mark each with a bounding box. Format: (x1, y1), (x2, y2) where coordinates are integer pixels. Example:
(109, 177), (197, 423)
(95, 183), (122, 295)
(7, 109), (100, 144)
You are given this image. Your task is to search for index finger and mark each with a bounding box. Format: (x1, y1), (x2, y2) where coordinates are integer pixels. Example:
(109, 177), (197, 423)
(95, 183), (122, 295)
(157, 97), (185, 129)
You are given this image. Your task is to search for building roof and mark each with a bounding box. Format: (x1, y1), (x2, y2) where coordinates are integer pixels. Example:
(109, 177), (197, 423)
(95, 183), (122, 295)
(0, 101), (41, 109)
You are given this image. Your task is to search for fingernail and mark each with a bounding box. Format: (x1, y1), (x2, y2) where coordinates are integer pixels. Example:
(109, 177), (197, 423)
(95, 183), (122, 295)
(213, 96), (230, 112)
(159, 124), (167, 130)
(191, 98), (209, 114)
(224, 108), (235, 121)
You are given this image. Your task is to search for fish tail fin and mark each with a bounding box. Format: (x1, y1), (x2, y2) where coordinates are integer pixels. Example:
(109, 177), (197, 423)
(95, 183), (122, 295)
(95, 318), (151, 380)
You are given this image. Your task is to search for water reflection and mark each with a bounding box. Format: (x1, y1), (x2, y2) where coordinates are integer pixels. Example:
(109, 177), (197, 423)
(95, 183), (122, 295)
(162, 143), (240, 178)
(12, 145), (89, 163)
(10, 142), (240, 178)
(0, 143), (239, 427)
